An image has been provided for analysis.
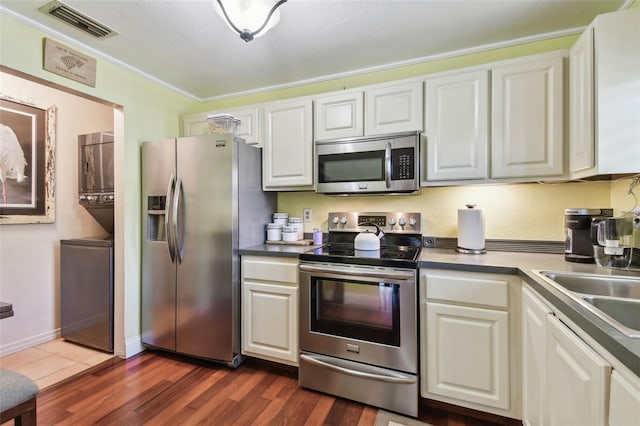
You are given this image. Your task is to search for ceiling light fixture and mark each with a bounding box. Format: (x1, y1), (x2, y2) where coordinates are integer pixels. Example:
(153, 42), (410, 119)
(215, 0), (287, 42)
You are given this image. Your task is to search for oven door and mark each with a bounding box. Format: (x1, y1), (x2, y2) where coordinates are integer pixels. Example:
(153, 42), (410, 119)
(299, 262), (417, 374)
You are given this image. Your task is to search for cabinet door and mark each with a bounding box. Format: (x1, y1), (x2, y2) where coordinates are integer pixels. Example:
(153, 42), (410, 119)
(365, 81), (423, 135)
(569, 28), (595, 175)
(242, 282), (298, 365)
(491, 55), (564, 178)
(425, 302), (509, 409)
(424, 70), (489, 182)
(521, 286), (553, 426)
(182, 113), (209, 136)
(591, 9), (640, 175)
(314, 91), (364, 140)
(230, 106), (261, 146)
(262, 99), (314, 190)
(609, 370), (640, 426)
(546, 315), (611, 426)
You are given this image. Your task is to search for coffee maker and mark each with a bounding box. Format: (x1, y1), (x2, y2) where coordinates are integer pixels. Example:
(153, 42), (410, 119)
(564, 208), (613, 263)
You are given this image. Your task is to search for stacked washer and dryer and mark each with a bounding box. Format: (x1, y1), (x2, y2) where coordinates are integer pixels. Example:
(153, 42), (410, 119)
(60, 132), (114, 353)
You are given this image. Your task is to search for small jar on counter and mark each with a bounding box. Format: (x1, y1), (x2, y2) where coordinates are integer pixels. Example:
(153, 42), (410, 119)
(266, 223), (283, 241)
(272, 212), (288, 226)
(282, 225), (298, 242)
(288, 217), (303, 240)
(313, 228), (323, 245)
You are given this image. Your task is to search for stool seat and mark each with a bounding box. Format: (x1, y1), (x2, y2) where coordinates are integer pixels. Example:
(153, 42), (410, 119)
(0, 369), (39, 425)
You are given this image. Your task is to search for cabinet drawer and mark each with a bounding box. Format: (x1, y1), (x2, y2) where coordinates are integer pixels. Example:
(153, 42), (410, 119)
(423, 271), (508, 308)
(242, 256), (299, 284)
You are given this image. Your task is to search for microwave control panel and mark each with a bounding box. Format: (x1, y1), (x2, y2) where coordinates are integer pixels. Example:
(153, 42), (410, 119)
(391, 147), (415, 180)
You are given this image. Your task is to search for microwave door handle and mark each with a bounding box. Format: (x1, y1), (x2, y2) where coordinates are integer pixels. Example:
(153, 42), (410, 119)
(173, 175), (184, 264)
(385, 142), (392, 188)
(165, 173), (176, 263)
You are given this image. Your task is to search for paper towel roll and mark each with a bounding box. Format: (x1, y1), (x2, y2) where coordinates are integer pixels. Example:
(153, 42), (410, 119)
(458, 204), (486, 251)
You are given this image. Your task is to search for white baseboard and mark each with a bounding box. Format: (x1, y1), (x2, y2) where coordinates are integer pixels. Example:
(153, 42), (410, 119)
(123, 335), (144, 359)
(0, 328), (61, 357)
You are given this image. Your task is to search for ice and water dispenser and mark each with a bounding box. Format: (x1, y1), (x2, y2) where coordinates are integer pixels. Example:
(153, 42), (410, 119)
(147, 195), (167, 241)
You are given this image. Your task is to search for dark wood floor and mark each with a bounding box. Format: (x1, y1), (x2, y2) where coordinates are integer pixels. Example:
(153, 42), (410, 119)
(35, 351), (518, 425)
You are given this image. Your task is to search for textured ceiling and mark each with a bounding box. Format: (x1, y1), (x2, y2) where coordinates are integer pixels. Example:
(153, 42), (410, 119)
(0, 0), (629, 100)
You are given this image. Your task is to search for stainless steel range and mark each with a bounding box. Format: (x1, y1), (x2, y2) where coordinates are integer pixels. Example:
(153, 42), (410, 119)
(299, 211), (421, 417)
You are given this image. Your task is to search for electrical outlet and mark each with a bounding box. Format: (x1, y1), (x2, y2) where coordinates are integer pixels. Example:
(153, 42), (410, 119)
(303, 208), (312, 223)
(423, 236), (436, 248)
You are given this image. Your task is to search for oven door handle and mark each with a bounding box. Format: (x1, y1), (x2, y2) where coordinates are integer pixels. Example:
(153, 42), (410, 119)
(299, 263), (414, 280)
(300, 353), (416, 385)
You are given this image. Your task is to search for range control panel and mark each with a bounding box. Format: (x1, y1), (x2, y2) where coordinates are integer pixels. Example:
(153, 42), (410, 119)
(328, 211), (421, 234)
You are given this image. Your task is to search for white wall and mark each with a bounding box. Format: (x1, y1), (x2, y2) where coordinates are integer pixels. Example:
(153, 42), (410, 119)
(0, 71), (113, 355)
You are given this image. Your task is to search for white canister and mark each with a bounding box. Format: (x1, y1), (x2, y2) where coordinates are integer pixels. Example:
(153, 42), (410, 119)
(288, 217), (303, 240)
(282, 225), (298, 242)
(266, 223), (283, 241)
(272, 212), (289, 226)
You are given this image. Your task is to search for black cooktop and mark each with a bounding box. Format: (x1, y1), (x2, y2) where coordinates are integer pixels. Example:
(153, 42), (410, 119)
(300, 243), (421, 269)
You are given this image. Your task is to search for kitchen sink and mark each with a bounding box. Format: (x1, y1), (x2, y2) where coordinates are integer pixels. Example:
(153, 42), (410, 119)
(582, 296), (640, 337)
(539, 271), (640, 299)
(536, 270), (640, 338)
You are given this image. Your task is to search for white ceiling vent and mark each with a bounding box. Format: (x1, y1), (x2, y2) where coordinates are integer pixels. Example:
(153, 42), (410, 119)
(39, 0), (118, 39)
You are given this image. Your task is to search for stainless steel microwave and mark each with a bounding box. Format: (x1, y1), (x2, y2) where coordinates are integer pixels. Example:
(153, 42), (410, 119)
(315, 131), (420, 194)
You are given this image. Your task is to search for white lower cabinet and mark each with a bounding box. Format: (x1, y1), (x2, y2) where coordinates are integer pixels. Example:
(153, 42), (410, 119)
(609, 370), (640, 426)
(521, 285), (552, 426)
(241, 256), (299, 366)
(425, 302), (509, 408)
(546, 314), (611, 426)
(420, 269), (521, 418)
(520, 284), (640, 426)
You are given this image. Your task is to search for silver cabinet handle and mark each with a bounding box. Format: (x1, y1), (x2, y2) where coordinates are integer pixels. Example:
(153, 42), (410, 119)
(173, 175), (184, 264)
(385, 142), (392, 189)
(300, 353), (416, 385)
(165, 173), (176, 263)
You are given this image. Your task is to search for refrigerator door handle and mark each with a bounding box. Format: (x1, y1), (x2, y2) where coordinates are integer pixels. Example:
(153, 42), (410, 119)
(173, 174), (184, 264)
(165, 173), (176, 263)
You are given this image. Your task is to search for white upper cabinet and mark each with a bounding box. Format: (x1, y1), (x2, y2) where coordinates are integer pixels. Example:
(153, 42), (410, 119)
(182, 112), (210, 137)
(182, 106), (262, 146)
(569, 8), (640, 178)
(491, 53), (565, 179)
(314, 90), (364, 140)
(229, 106), (261, 146)
(423, 69), (489, 182)
(365, 81), (423, 135)
(262, 98), (314, 191)
(569, 28), (595, 175)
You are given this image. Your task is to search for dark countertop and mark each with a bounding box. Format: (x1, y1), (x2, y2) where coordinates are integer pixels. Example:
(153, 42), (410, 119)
(418, 249), (640, 377)
(240, 243), (322, 257)
(239, 245), (640, 376)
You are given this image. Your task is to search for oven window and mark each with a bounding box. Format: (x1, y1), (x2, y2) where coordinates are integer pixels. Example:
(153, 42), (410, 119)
(318, 151), (385, 183)
(310, 277), (400, 346)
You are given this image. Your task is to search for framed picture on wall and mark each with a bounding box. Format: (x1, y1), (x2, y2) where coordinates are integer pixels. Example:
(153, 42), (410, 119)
(0, 95), (56, 224)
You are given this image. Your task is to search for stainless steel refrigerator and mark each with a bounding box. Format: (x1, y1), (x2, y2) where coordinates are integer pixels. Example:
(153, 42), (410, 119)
(141, 134), (275, 367)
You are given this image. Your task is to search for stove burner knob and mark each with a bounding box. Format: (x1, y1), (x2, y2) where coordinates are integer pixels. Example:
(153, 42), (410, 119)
(332, 216), (339, 224)
(409, 217), (417, 227)
(340, 216), (347, 225)
(388, 218), (397, 227)
(399, 217), (406, 227)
